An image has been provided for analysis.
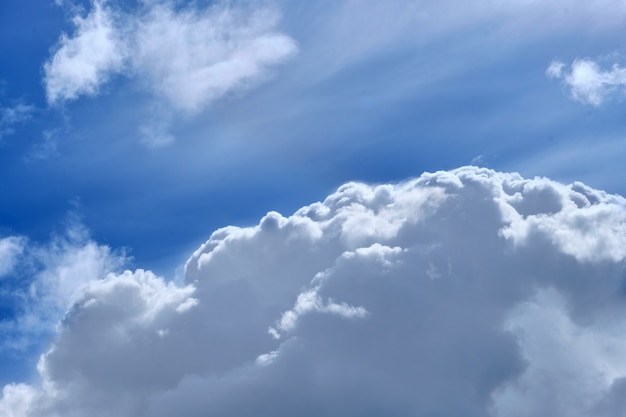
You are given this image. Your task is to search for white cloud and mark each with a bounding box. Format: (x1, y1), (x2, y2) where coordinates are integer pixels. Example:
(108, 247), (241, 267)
(3, 167), (626, 416)
(0, 103), (34, 141)
(133, 3), (297, 114)
(44, 0), (297, 115)
(44, 0), (125, 104)
(497, 177), (626, 262)
(0, 223), (127, 353)
(285, 0), (626, 89)
(269, 286), (369, 338)
(0, 237), (25, 278)
(546, 58), (626, 106)
(0, 383), (37, 417)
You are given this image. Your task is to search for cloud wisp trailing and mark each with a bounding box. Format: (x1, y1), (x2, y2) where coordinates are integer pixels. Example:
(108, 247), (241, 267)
(547, 58), (626, 106)
(1, 167), (626, 416)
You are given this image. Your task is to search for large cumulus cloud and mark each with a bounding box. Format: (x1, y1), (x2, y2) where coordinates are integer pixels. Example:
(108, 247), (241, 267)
(43, 0), (297, 146)
(2, 166), (626, 416)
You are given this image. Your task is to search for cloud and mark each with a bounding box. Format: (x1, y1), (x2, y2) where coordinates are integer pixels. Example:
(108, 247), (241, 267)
(283, 0), (626, 89)
(0, 237), (26, 278)
(0, 223), (127, 353)
(44, 0), (125, 104)
(546, 58), (626, 106)
(44, 0), (297, 114)
(133, 3), (297, 114)
(0, 103), (34, 141)
(2, 167), (626, 416)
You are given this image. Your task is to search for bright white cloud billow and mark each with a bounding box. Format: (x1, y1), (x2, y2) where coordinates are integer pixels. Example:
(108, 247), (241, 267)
(2, 167), (626, 416)
(547, 58), (626, 106)
(44, 0), (125, 104)
(44, 0), (297, 114)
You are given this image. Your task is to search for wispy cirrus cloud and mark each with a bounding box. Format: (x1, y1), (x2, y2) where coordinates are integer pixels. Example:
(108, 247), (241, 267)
(0, 103), (34, 141)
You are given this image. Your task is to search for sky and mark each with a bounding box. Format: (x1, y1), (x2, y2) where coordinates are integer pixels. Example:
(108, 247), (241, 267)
(1, 0), (626, 415)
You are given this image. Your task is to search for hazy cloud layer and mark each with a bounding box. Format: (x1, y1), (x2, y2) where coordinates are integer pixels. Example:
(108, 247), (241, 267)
(2, 167), (626, 416)
(44, 0), (297, 113)
(547, 58), (626, 106)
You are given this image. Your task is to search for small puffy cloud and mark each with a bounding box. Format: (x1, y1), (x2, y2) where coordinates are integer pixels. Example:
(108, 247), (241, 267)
(3, 167), (626, 416)
(44, 0), (125, 104)
(546, 58), (626, 106)
(44, 0), (297, 115)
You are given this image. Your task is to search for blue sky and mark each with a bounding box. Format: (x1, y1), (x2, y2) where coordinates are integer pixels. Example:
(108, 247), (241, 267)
(2, 1), (626, 415)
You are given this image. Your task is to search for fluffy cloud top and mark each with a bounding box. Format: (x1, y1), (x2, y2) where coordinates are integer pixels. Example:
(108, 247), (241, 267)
(547, 58), (626, 106)
(2, 166), (626, 416)
(44, 0), (297, 113)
